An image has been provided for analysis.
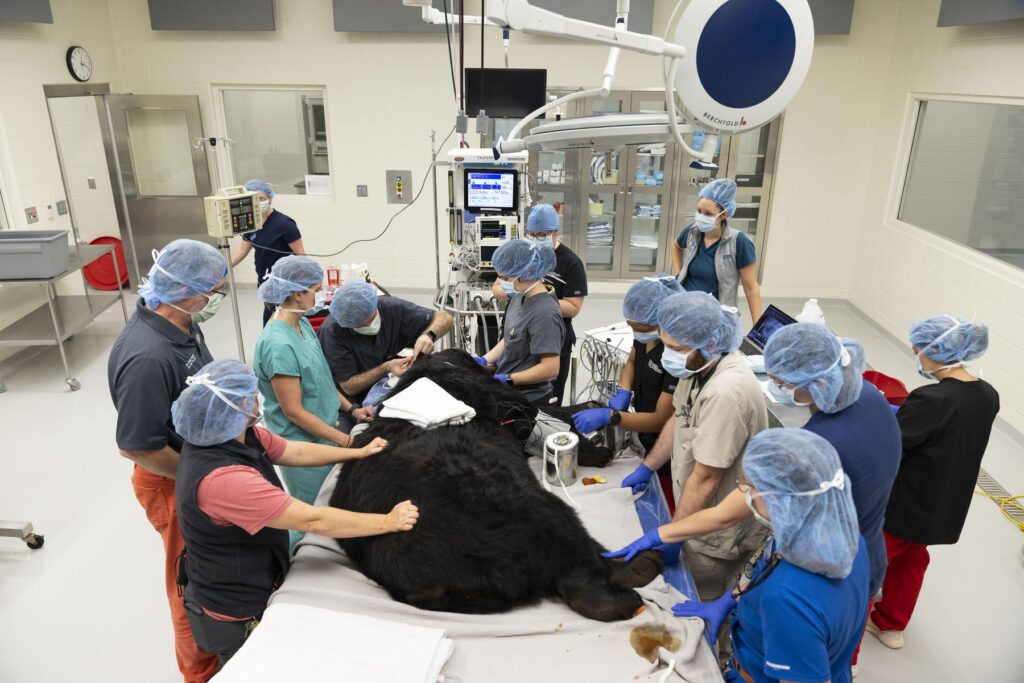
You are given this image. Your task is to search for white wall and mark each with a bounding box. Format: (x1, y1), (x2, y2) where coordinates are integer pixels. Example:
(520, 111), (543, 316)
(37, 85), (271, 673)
(851, 0), (1024, 432)
(758, 0), (898, 299)
(101, 0), (667, 288)
(0, 0), (120, 359)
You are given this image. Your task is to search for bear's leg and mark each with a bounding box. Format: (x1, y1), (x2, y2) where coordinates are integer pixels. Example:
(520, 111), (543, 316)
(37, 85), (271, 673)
(557, 570), (645, 622)
(605, 550), (664, 589)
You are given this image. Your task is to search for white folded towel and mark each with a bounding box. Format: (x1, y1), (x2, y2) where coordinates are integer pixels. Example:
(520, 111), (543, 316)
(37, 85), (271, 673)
(379, 377), (476, 429)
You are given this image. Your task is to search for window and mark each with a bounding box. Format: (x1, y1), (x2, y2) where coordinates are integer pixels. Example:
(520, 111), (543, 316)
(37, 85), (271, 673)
(899, 99), (1024, 270)
(221, 89), (329, 196)
(125, 108), (199, 197)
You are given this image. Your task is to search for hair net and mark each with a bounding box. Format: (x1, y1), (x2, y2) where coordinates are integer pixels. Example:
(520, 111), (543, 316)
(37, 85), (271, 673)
(329, 280), (379, 328)
(698, 178), (738, 217)
(257, 256), (324, 305)
(763, 323), (866, 413)
(492, 239), (557, 281)
(909, 315), (988, 363)
(657, 291), (742, 355)
(171, 360), (259, 447)
(244, 178), (276, 200)
(138, 239), (227, 308)
(527, 204), (560, 233)
(744, 428), (860, 579)
(623, 273), (683, 326)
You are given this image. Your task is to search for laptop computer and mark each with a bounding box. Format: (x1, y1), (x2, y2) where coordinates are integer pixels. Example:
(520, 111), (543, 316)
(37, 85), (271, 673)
(739, 304), (797, 356)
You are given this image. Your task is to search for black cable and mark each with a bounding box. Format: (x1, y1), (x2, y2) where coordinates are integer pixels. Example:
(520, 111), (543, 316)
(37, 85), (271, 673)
(244, 124), (456, 259)
(442, 0), (457, 101)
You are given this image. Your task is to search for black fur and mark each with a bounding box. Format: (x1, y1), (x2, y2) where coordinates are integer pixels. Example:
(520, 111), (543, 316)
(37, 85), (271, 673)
(329, 349), (662, 621)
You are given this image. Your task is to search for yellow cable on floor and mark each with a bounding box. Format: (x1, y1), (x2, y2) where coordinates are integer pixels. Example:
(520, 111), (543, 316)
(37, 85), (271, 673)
(974, 490), (1024, 533)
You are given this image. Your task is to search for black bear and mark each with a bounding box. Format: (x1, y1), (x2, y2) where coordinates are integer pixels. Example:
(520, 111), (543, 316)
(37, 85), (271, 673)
(329, 350), (663, 622)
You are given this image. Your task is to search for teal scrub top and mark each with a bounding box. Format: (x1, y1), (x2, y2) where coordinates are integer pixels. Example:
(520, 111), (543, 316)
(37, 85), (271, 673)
(253, 317), (340, 445)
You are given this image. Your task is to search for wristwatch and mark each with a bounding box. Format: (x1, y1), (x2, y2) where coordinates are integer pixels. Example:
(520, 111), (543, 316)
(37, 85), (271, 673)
(347, 404), (360, 418)
(609, 410), (622, 426)
(425, 330), (438, 341)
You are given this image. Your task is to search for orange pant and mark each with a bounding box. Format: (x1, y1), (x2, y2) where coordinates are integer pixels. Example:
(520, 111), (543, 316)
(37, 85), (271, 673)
(131, 465), (219, 683)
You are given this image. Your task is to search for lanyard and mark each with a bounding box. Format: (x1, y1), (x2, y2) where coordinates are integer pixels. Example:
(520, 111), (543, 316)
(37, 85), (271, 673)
(677, 356), (722, 422)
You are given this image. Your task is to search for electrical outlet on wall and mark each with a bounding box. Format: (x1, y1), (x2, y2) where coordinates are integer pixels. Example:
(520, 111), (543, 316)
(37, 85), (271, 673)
(87, 177), (96, 189)
(56, 200), (68, 216)
(356, 185), (368, 197)
(24, 207), (38, 224)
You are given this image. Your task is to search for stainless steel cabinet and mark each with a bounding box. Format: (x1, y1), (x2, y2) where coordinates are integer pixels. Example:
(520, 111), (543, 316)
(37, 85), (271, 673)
(491, 87), (782, 282)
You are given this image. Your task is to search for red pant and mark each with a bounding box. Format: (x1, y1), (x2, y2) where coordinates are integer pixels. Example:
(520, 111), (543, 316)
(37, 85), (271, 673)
(870, 531), (931, 632)
(851, 599), (873, 665)
(132, 465), (219, 682)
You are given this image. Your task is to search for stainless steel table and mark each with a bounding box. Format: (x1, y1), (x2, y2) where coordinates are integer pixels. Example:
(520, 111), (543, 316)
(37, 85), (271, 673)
(0, 243), (128, 392)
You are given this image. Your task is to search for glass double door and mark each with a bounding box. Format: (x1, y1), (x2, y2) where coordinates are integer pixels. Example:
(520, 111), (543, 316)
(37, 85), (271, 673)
(530, 91), (677, 280)
(524, 89), (782, 282)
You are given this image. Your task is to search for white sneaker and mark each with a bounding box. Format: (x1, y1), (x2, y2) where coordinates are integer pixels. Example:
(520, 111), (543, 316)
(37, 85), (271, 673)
(852, 664), (859, 678)
(865, 620), (904, 649)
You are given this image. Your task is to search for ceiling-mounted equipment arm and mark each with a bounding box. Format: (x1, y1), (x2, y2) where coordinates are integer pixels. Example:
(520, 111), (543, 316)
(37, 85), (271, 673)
(484, 0), (686, 58)
(419, 6), (503, 27)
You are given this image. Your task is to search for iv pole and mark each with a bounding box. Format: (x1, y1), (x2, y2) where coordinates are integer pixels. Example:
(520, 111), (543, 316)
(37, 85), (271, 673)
(195, 136), (247, 363)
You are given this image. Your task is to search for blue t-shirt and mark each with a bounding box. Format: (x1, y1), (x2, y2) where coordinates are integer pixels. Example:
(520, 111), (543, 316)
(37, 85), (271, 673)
(676, 226), (756, 299)
(243, 210), (302, 284)
(804, 379), (901, 596)
(732, 538), (869, 683)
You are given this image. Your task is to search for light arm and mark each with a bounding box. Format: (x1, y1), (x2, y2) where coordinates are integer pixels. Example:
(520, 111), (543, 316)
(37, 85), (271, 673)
(488, 0), (685, 58)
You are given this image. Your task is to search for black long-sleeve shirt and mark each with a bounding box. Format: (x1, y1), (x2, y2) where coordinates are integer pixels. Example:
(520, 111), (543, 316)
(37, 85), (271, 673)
(884, 377), (999, 545)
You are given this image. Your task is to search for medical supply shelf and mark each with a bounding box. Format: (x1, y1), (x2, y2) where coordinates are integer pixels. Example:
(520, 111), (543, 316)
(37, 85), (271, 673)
(0, 243), (128, 392)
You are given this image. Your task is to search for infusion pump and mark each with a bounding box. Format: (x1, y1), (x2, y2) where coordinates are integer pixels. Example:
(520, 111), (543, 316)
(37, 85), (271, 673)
(204, 186), (265, 239)
(475, 215), (520, 268)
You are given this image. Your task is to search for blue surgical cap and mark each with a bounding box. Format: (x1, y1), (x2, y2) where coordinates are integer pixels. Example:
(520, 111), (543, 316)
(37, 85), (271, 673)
(657, 291), (742, 355)
(244, 179), (276, 200)
(698, 178), (737, 217)
(764, 323), (866, 413)
(527, 204), (560, 233)
(139, 239), (227, 308)
(329, 280), (379, 328)
(492, 239), (557, 281)
(909, 315), (989, 363)
(257, 256), (324, 305)
(171, 360), (259, 447)
(623, 274), (682, 326)
(744, 429), (859, 579)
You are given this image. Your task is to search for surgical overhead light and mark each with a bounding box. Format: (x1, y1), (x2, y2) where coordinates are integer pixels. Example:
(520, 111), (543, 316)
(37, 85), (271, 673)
(419, 0), (814, 166)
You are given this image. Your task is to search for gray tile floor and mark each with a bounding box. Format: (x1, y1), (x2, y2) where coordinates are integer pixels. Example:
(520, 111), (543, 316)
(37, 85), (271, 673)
(1, 288), (1022, 681)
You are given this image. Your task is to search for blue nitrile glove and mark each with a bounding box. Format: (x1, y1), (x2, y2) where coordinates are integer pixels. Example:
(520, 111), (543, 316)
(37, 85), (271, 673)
(494, 373), (512, 384)
(472, 355), (488, 366)
(573, 408), (613, 433)
(602, 527), (663, 562)
(620, 463), (654, 494)
(609, 388), (632, 412)
(658, 541), (683, 566)
(672, 592), (739, 646)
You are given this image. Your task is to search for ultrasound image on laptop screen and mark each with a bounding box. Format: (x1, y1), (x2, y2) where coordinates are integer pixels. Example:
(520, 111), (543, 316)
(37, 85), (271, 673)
(748, 306), (796, 349)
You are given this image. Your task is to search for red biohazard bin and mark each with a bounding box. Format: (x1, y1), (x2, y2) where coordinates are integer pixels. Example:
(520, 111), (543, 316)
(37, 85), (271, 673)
(863, 370), (909, 406)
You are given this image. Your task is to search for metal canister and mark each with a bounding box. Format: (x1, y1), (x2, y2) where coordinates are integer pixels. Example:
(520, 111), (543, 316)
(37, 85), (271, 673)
(544, 432), (579, 487)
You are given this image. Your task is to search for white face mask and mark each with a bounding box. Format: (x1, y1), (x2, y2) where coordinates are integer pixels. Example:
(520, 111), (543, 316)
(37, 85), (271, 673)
(169, 291), (223, 325)
(661, 347), (714, 379)
(278, 288), (316, 316)
(633, 330), (660, 344)
(766, 381), (811, 408)
(693, 210), (725, 233)
(745, 489), (772, 529)
(354, 312), (382, 336)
